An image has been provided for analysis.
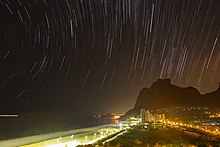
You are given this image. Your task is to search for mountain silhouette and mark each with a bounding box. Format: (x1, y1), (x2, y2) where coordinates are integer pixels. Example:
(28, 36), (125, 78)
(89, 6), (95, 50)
(124, 79), (220, 117)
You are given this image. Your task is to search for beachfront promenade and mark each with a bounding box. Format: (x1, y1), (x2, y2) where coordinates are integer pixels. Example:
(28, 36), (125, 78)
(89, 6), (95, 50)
(0, 124), (121, 147)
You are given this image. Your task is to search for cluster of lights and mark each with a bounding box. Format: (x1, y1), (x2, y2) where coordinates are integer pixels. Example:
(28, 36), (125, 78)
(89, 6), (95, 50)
(46, 140), (80, 147)
(209, 113), (220, 118)
(45, 126), (124, 147)
(165, 120), (220, 136)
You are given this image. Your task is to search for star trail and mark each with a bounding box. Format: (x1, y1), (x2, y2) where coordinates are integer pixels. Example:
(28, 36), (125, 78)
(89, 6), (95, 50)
(0, 0), (219, 114)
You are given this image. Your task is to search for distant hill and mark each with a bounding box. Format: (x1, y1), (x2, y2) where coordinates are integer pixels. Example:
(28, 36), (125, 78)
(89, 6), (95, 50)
(124, 79), (220, 117)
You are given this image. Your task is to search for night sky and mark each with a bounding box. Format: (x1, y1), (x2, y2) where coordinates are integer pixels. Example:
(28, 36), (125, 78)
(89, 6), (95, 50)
(0, 0), (219, 115)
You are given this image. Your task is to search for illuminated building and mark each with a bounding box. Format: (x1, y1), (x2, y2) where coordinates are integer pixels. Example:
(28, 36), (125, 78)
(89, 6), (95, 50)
(140, 109), (166, 123)
(162, 114), (166, 120)
(140, 109), (146, 123)
(145, 110), (152, 122)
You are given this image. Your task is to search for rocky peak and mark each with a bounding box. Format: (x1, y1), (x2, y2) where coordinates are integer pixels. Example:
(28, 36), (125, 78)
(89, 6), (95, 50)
(134, 79), (220, 109)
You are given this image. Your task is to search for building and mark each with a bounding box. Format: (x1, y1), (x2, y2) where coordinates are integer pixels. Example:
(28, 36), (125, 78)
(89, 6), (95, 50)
(145, 110), (152, 122)
(141, 109), (153, 123)
(140, 109), (146, 123)
(140, 109), (166, 123)
(162, 114), (166, 120)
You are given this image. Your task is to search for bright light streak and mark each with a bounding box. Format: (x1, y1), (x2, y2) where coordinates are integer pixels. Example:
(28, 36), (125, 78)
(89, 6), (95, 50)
(46, 140), (80, 147)
(0, 114), (18, 117)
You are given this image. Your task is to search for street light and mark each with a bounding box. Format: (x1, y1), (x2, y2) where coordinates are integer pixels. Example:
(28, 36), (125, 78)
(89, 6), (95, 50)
(119, 123), (122, 129)
(71, 135), (74, 139)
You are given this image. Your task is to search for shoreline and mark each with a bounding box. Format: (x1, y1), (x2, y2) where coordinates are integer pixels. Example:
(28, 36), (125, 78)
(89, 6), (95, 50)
(0, 124), (118, 147)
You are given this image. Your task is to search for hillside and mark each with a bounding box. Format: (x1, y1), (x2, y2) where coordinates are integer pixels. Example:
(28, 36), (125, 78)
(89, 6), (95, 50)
(124, 79), (220, 117)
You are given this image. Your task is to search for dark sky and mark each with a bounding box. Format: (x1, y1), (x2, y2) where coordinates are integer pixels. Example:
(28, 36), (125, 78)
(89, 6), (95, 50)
(0, 0), (219, 115)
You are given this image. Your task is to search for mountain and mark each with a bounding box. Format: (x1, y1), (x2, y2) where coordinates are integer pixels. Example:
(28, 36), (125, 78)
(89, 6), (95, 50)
(124, 79), (220, 117)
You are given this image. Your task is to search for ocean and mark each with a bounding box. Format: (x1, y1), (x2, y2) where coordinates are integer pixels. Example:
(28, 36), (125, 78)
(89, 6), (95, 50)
(0, 112), (119, 141)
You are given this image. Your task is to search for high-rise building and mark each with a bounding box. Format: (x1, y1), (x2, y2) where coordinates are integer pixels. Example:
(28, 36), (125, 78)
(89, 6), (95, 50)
(140, 109), (165, 123)
(145, 110), (152, 122)
(158, 114), (162, 120)
(140, 109), (146, 123)
(162, 114), (166, 120)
